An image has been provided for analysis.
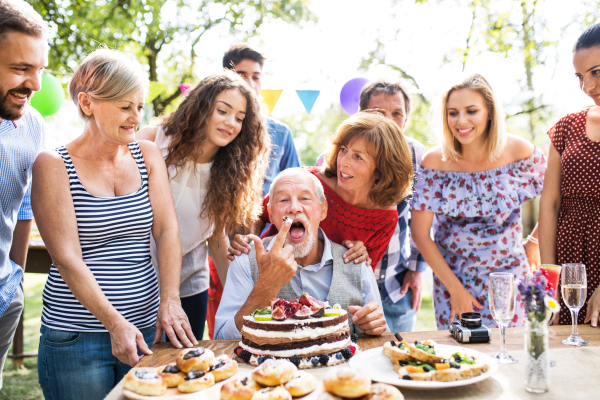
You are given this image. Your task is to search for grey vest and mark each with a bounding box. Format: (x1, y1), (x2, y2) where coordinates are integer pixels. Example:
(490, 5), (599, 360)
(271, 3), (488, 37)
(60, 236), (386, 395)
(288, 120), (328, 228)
(248, 236), (363, 333)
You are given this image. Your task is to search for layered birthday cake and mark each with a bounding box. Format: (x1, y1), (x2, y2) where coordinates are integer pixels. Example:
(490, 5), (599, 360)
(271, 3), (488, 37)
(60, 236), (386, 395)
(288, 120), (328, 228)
(234, 294), (359, 368)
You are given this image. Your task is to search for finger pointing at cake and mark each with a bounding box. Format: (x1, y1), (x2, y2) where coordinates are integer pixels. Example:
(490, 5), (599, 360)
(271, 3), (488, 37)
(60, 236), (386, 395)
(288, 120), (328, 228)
(233, 219), (298, 331)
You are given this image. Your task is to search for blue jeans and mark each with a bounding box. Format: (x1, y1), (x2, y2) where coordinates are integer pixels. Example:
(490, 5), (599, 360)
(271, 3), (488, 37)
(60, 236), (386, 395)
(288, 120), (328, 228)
(38, 324), (155, 400)
(383, 289), (417, 333)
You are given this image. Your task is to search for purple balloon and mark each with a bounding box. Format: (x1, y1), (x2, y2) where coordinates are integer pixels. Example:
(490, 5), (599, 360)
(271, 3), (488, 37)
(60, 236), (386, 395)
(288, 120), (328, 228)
(340, 77), (370, 115)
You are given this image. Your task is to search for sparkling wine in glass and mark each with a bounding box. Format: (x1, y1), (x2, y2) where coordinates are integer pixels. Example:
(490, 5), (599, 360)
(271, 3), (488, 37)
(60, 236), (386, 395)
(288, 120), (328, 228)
(561, 263), (590, 346)
(489, 272), (518, 364)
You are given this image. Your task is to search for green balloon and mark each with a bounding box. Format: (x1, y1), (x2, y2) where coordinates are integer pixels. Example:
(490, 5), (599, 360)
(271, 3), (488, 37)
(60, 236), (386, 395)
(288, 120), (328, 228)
(30, 73), (64, 117)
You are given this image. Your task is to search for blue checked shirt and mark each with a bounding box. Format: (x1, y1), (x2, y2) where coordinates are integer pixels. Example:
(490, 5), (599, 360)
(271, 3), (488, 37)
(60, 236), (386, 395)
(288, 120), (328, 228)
(375, 137), (429, 305)
(262, 117), (301, 197)
(0, 106), (45, 316)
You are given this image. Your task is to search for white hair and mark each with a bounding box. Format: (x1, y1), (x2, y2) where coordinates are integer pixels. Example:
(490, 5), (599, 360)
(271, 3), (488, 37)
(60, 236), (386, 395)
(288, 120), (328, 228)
(267, 168), (326, 208)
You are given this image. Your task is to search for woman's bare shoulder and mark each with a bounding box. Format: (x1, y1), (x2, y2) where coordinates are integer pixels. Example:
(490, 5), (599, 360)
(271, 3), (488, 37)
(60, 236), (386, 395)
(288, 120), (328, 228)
(504, 134), (535, 162)
(33, 149), (66, 175)
(136, 125), (159, 142)
(420, 145), (444, 169)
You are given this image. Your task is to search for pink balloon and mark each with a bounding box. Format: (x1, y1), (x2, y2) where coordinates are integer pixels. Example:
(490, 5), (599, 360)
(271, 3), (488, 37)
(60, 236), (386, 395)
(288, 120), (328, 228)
(340, 77), (370, 115)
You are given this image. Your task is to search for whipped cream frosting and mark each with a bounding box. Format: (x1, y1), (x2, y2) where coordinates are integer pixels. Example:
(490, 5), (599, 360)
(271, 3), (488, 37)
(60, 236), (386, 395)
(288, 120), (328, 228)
(239, 337), (351, 358)
(241, 321), (349, 341)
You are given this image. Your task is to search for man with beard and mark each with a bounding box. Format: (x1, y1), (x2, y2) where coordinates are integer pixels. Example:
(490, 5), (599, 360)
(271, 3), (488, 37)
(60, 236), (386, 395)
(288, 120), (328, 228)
(0, 0), (47, 386)
(214, 168), (387, 339)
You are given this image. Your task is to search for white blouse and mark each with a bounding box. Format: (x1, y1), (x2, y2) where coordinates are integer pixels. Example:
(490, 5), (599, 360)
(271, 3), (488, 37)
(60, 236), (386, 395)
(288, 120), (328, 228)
(150, 127), (214, 297)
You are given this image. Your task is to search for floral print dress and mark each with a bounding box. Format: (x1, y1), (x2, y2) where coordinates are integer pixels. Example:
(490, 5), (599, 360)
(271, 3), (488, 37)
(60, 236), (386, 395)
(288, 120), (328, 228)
(412, 148), (546, 330)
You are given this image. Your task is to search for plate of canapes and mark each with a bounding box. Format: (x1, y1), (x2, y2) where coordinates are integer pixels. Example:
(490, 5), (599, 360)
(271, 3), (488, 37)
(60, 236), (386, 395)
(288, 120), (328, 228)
(349, 339), (497, 389)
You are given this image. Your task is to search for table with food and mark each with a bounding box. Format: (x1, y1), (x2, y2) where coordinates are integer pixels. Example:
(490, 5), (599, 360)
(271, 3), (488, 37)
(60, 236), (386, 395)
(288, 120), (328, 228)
(105, 290), (600, 400)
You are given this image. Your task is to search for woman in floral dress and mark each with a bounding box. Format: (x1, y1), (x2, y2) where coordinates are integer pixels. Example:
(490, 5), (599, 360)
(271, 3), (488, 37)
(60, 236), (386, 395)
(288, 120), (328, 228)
(411, 74), (546, 330)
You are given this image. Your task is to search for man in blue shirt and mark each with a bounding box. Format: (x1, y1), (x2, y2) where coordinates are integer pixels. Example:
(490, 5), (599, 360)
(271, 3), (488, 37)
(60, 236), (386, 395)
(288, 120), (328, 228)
(0, 0), (47, 387)
(223, 44), (301, 197)
(215, 168), (387, 339)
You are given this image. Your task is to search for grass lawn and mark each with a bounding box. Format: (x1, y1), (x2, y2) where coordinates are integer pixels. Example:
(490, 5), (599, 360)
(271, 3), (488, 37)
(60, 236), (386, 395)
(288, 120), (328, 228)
(0, 273), (437, 400)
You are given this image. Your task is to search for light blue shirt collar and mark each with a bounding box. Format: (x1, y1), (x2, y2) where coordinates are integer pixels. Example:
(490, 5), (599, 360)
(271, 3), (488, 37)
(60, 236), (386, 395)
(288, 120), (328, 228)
(265, 228), (333, 272)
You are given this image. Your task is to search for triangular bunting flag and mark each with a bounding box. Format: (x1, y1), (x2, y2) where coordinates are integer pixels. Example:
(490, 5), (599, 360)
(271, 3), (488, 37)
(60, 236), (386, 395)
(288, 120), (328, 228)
(180, 84), (192, 95)
(296, 90), (320, 114)
(261, 89), (283, 114)
(148, 82), (170, 102)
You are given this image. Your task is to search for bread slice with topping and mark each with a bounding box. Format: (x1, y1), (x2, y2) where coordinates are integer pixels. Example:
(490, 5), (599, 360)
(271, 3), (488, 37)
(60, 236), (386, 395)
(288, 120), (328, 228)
(382, 341), (415, 363)
(406, 340), (444, 366)
(395, 350), (490, 382)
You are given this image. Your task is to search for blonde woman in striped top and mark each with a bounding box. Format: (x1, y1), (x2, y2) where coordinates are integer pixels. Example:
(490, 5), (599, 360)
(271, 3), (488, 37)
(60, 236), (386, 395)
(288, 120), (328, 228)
(31, 48), (195, 400)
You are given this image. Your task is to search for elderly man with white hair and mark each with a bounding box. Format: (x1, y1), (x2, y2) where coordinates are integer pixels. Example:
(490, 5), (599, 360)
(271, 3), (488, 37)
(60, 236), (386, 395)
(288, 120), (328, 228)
(214, 168), (387, 339)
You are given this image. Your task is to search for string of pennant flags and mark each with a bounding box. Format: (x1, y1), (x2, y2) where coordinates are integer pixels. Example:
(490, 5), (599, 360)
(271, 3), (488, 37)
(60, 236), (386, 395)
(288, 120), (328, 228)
(148, 82), (321, 115)
(31, 73), (368, 117)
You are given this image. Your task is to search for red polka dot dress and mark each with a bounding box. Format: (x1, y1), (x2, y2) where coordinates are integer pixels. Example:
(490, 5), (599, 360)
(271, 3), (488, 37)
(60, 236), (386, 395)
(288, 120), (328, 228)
(547, 107), (600, 325)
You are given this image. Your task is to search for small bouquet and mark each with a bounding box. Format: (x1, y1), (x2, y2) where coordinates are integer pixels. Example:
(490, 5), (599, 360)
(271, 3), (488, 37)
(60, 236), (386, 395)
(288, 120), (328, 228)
(517, 270), (561, 326)
(518, 270), (560, 393)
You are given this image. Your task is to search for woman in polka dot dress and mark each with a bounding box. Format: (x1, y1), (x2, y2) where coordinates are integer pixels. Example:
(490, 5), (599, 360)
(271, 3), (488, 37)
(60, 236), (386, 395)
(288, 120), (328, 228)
(540, 23), (600, 328)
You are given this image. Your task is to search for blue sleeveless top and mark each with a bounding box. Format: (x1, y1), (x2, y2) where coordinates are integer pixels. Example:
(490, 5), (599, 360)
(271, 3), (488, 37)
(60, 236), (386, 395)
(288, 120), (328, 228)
(41, 142), (160, 332)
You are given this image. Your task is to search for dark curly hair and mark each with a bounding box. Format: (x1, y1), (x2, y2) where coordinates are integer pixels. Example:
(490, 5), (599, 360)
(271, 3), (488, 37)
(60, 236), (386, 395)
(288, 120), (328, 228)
(161, 70), (270, 242)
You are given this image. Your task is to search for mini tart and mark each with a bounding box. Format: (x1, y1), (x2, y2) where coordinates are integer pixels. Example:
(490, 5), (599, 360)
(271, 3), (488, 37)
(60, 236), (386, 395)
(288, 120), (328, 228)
(158, 363), (185, 387)
(177, 370), (215, 393)
(283, 370), (318, 397)
(252, 359), (297, 386)
(382, 341), (415, 363)
(363, 384), (404, 400)
(221, 376), (262, 400)
(323, 368), (370, 398)
(406, 340), (444, 365)
(251, 386), (292, 400)
(210, 354), (238, 382)
(176, 347), (216, 373)
(123, 369), (167, 396)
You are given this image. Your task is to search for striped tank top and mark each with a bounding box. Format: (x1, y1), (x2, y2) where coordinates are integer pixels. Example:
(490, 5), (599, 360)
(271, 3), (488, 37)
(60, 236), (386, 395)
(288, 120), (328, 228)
(41, 142), (160, 332)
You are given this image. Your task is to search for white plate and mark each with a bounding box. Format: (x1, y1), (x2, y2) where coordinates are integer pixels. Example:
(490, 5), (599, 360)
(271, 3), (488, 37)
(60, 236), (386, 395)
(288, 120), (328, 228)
(349, 345), (498, 390)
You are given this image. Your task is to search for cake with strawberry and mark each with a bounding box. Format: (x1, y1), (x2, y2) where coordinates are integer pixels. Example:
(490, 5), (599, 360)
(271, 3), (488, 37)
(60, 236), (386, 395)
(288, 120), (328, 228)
(234, 293), (359, 368)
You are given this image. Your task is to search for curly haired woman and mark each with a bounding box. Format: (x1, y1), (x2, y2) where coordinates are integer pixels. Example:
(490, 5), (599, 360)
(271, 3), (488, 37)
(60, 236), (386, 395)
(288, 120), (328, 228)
(137, 71), (270, 339)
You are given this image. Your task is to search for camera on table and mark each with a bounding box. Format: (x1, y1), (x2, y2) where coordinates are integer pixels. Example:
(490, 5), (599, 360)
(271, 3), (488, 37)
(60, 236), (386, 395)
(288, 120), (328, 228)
(449, 312), (491, 343)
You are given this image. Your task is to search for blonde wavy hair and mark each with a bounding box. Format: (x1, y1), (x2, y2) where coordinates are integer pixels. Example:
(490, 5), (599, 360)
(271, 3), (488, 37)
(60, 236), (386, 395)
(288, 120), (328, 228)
(323, 112), (413, 208)
(439, 73), (506, 161)
(161, 71), (270, 241)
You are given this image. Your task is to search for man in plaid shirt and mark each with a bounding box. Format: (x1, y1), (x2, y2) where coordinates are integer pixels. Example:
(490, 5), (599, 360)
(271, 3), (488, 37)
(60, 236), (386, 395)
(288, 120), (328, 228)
(359, 80), (428, 333)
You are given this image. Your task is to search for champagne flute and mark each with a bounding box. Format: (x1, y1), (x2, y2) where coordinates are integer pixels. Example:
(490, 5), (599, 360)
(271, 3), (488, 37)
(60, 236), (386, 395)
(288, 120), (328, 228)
(489, 272), (518, 364)
(561, 263), (590, 346)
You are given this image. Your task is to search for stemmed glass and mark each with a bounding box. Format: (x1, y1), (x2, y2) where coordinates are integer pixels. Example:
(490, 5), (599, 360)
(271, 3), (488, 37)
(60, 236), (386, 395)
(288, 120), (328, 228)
(489, 272), (518, 364)
(561, 263), (590, 346)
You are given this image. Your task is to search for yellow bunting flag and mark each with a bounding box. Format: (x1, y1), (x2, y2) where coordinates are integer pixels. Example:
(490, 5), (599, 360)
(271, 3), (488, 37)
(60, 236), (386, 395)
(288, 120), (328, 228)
(261, 89), (283, 114)
(148, 82), (170, 102)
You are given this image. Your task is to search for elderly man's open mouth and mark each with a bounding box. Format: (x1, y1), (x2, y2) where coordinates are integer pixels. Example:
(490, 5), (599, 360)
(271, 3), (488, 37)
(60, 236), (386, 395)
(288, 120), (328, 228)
(288, 219), (306, 242)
